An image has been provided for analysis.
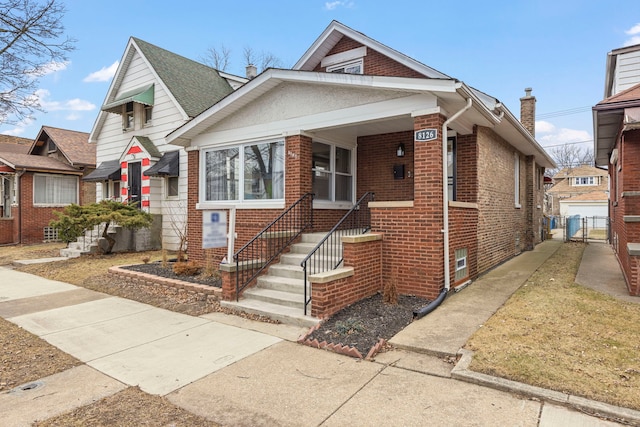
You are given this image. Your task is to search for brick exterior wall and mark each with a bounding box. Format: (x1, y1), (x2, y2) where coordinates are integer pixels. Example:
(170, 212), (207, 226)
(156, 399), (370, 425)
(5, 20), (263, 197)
(16, 172), (84, 244)
(313, 36), (425, 78)
(369, 113), (446, 300)
(610, 129), (640, 295)
(0, 218), (12, 244)
(476, 127), (530, 273)
(311, 235), (383, 318)
(357, 131), (414, 201)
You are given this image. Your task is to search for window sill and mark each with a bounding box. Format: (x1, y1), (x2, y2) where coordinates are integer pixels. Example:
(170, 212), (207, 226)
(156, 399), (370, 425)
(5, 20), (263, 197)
(313, 201), (353, 210)
(33, 203), (74, 208)
(196, 200), (285, 210)
(514, 203), (522, 209)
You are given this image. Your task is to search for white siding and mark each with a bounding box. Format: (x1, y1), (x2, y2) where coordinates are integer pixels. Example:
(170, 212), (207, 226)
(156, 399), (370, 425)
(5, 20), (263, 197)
(93, 47), (189, 251)
(613, 49), (640, 95)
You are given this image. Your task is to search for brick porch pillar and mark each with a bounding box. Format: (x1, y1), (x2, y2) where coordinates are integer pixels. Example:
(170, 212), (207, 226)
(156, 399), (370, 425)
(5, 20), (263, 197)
(284, 133), (312, 205)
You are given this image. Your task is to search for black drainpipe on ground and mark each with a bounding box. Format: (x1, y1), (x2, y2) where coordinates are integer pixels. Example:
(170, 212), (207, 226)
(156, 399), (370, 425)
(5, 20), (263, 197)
(413, 288), (448, 320)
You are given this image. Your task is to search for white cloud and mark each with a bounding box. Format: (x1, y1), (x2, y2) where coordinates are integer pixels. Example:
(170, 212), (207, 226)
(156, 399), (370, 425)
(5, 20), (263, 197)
(624, 23), (640, 46)
(536, 120), (591, 147)
(65, 113), (81, 121)
(1, 117), (34, 136)
(27, 61), (69, 77)
(35, 89), (96, 112)
(324, 1), (355, 11)
(83, 61), (119, 82)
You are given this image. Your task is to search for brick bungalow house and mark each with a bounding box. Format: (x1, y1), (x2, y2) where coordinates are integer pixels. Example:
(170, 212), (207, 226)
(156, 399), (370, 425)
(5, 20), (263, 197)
(0, 126), (95, 244)
(84, 37), (246, 252)
(593, 43), (640, 296)
(166, 21), (555, 323)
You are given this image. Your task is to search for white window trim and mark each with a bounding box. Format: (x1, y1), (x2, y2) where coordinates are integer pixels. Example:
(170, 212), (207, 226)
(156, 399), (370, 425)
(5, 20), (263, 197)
(33, 173), (79, 206)
(311, 140), (355, 207)
(573, 176), (595, 186)
(321, 46), (367, 68)
(326, 59), (364, 75)
(200, 138), (285, 206)
(514, 153), (521, 208)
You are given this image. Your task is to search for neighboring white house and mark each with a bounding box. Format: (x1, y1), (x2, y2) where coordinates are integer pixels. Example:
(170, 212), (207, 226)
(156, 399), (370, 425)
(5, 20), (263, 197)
(85, 37), (246, 250)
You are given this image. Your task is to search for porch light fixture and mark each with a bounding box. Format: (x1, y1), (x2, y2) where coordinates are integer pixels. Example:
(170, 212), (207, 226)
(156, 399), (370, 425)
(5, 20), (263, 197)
(396, 143), (405, 157)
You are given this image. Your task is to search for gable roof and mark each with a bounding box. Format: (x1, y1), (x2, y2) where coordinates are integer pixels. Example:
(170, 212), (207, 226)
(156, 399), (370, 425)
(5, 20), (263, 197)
(552, 165), (608, 180)
(294, 21), (450, 80)
(168, 22), (555, 169)
(131, 38), (235, 117)
(90, 37), (236, 142)
(32, 126), (94, 167)
(0, 152), (81, 174)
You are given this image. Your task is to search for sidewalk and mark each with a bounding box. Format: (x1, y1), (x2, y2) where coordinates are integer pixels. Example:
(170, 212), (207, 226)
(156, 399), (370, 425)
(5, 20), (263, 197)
(1, 241), (639, 426)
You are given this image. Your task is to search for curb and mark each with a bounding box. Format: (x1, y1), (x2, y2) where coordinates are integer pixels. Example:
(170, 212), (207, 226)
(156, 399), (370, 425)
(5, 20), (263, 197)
(452, 349), (640, 426)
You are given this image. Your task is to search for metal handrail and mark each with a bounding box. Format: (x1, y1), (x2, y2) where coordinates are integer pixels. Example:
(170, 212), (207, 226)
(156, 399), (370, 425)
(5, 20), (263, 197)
(234, 193), (314, 300)
(300, 192), (374, 314)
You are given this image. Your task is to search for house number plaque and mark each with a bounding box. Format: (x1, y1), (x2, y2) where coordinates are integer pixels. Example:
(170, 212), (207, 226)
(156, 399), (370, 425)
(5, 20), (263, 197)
(415, 129), (437, 142)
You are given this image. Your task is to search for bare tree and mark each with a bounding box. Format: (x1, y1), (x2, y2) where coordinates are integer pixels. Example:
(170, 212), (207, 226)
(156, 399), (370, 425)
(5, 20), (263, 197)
(0, 0), (75, 125)
(546, 144), (594, 177)
(243, 46), (282, 71)
(201, 43), (231, 71)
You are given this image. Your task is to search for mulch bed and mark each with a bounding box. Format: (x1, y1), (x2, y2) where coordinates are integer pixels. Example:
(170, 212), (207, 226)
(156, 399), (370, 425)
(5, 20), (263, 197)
(120, 262), (221, 287)
(302, 293), (430, 359)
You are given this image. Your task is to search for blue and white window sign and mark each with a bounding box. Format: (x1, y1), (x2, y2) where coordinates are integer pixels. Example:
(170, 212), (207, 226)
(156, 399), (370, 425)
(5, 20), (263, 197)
(202, 210), (227, 248)
(415, 129), (438, 142)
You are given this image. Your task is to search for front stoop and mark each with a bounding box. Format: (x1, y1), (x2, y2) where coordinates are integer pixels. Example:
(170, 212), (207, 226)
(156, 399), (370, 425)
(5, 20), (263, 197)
(221, 232), (335, 328)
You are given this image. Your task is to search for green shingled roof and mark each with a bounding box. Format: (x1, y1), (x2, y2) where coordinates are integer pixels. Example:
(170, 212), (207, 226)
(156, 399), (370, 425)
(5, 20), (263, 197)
(132, 37), (234, 117)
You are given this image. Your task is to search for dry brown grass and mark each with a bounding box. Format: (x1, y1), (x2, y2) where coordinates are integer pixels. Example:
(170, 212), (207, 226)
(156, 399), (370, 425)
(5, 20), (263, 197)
(466, 242), (640, 411)
(0, 242), (66, 265)
(33, 386), (220, 427)
(14, 250), (165, 286)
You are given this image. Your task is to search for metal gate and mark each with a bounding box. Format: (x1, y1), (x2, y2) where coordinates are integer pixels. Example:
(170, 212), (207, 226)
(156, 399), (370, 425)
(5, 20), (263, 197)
(565, 216), (609, 243)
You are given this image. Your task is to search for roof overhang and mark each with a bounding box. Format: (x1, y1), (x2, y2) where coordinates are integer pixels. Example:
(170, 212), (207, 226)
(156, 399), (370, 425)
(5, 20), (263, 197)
(101, 84), (154, 114)
(166, 69), (461, 145)
(593, 100), (640, 167)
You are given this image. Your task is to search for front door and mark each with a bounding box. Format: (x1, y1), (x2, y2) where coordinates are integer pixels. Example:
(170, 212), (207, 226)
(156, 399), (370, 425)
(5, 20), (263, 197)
(128, 162), (141, 207)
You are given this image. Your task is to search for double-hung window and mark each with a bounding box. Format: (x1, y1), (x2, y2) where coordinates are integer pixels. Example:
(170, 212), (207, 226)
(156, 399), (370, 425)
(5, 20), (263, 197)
(312, 142), (353, 203)
(34, 174), (78, 205)
(447, 137), (456, 201)
(204, 140), (284, 202)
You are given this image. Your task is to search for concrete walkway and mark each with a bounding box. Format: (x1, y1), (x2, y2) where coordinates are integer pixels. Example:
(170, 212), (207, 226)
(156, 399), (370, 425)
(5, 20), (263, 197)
(1, 241), (639, 426)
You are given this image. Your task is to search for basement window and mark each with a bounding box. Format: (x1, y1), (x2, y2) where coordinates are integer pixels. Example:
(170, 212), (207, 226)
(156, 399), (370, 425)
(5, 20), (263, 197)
(455, 248), (468, 282)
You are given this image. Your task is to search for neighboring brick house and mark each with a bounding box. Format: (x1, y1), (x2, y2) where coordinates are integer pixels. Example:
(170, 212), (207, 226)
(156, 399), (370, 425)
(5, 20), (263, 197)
(85, 37), (247, 251)
(546, 165), (609, 216)
(593, 43), (640, 296)
(0, 126), (95, 244)
(166, 21), (555, 322)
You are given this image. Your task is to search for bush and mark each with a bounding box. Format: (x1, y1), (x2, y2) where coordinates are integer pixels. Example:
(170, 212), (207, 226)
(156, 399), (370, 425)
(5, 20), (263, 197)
(172, 261), (201, 276)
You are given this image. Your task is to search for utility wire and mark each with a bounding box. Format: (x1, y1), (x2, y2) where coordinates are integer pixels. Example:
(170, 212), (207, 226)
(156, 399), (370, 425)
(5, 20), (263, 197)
(536, 106), (591, 119)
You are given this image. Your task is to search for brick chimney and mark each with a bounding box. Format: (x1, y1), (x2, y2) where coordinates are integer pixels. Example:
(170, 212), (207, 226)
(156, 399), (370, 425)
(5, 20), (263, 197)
(520, 87), (536, 137)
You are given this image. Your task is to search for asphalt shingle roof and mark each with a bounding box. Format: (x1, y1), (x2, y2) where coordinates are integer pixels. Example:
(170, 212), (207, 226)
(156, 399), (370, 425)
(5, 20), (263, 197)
(0, 152), (80, 173)
(35, 126), (94, 166)
(132, 38), (235, 117)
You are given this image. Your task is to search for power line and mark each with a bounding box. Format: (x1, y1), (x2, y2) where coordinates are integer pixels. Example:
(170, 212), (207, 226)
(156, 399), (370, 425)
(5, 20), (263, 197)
(542, 140), (593, 148)
(536, 106), (592, 119)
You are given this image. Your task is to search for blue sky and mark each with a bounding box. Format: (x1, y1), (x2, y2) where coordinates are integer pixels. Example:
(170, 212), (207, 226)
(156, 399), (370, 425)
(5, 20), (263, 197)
(2, 0), (639, 156)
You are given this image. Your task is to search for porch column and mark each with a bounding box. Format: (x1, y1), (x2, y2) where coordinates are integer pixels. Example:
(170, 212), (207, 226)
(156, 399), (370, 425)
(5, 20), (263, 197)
(284, 133), (312, 205)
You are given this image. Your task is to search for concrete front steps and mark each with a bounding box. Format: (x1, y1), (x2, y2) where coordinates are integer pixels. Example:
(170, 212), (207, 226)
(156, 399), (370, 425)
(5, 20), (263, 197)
(221, 232), (342, 328)
(59, 224), (120, 258)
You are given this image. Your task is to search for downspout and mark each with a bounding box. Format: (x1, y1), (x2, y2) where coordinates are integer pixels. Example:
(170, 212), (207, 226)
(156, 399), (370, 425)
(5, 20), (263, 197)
(16, 168), (26, 244)
(414, 97), (473, 320)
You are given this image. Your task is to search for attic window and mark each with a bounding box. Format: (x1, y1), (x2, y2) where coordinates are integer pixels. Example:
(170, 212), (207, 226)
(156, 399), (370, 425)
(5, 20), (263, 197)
(327, 59), (363, 75)
(123, 102), (134, 130)
(574, 176), (595, 186)
(47, 139), (56, 153)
